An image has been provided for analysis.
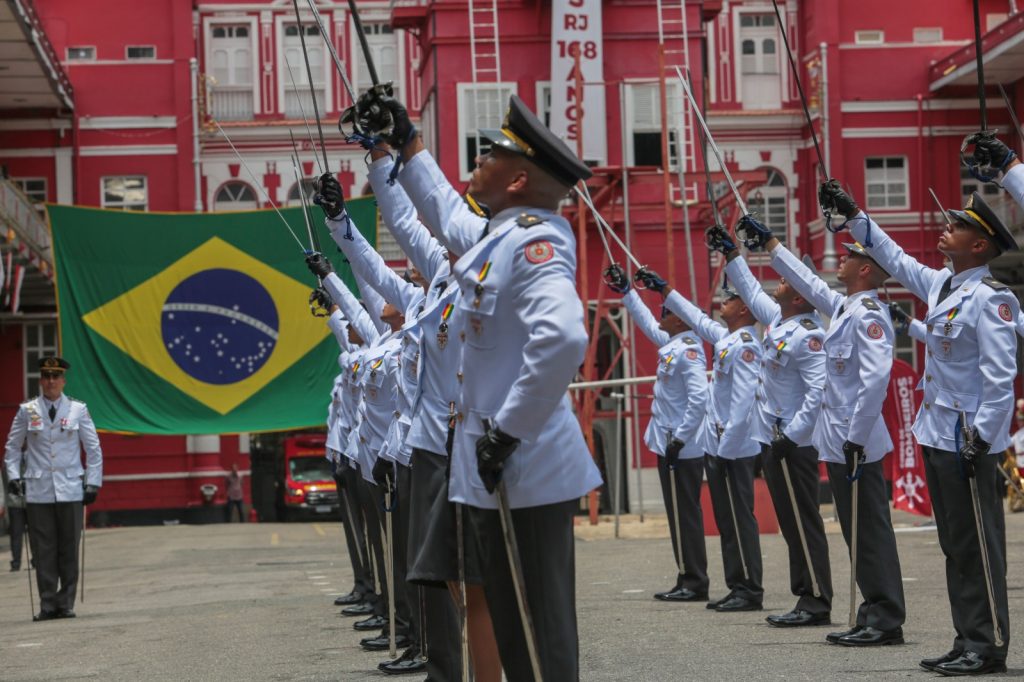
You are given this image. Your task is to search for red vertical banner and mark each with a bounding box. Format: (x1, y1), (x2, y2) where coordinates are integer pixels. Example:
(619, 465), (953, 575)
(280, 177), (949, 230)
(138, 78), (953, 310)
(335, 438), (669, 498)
(883, 358), (932, 517)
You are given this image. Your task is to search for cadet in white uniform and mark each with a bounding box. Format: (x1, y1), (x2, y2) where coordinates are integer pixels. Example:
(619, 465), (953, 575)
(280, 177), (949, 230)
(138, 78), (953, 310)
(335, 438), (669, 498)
(826, 180), (1018, 675)
(715, 230), (833, 627)
(359, 91), (601, 681)
(764, 232), (906, 648)
(638, 268), (767, 612)
(606, 264), (710, 602)
(4, 357), (102, 620)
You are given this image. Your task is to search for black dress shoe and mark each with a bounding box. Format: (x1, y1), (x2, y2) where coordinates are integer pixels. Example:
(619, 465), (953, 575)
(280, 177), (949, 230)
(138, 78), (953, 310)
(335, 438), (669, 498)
(715, 595), (763, 612)
(920, 650), (963, 671)
(334, 591), (363, 606)
(33, 610), (59, 622)
(766, 609), (830, 628)
(826, 625), (862, 644)
(379, 646), (427, 675)
(354, 615), (388, 631)
(655, 587), (709, 602)
(341, 602), (375, 617)
(836, 625), (904, 647)
(706, 592), (734, 610)
(10, 562), (20, 572)
(934, 651), (1007, 676)
(361, 633), (411, 651)
(57, 609), (76, 619)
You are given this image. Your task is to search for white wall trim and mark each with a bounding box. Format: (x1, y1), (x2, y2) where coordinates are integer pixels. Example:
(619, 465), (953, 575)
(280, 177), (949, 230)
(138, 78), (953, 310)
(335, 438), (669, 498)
(0, 148), (56, 158)
(55, 148), (73, 204)
(839, 40), (970, 51)
(78, 116), (179, 130)
(842, 125), (976, 138)
(63, 59), (176, 67)
(0, 119), (72, 132)
(841, 98), (980, 113)
(79, 144), (178, 157)
(104, 469), (252, 482)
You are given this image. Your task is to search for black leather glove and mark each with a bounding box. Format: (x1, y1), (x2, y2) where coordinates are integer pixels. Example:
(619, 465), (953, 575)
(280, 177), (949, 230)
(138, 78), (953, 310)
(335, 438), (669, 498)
(83, 485), (99, 506)
(305, 252), (334, 280)
(7, 479), (24, 498)
(842, 440), (866, 481)
(969, 130), (1016, 171)
(377, 95), (416, 148)
(771, 431), (798, 461)
(664, 436), (684, 469)
(888, 302), (910, 336)
(476, 419), (520, 494)
(310, 286), (332, 311)
(371, 457), (394, 493)
(959, 426), (990, 479)
(818, 179), (860, 220)
(634, 267), (668, 294)
(737, 214), (773, 251)
(705, 225), (737, 256)
(603, 263), (631, 294)
(313, 172), (345, 220)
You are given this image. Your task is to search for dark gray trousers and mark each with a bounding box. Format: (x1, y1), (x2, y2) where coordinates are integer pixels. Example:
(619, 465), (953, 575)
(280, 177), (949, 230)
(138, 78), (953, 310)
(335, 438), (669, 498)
(923, 447), (1009, 660)
(9, 506), (27, 567)
(469, 499), (579, 682)
(26, 502), (82, 613)
(704, 454), (764, 602)
(826, 461), (906, 631)
(656, 455), (708, 594)
(336, 464), (373, 596)
(761, 443), (833, 614)
(355, 477), (388, 618)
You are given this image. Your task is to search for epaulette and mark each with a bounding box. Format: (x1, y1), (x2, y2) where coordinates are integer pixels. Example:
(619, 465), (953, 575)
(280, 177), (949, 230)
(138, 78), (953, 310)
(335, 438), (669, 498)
(683, 336), (697, 345)
(799, 318), (818, 330)
(983, 276), (1010, 291)
(861, 298), (880, 311)
(517, 213), (544, 228)
(740, 331), (753, 342)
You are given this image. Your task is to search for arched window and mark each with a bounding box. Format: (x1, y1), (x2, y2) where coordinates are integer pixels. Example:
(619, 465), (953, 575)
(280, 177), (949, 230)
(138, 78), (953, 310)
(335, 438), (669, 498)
(285, 179), (318, 207)
(746, 168), (788, 236)
(213, 180), (258, 211)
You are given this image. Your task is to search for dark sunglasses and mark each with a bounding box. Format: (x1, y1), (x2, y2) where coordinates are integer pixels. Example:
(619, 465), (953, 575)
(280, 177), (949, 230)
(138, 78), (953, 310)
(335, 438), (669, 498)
(660, 306), (672, 320)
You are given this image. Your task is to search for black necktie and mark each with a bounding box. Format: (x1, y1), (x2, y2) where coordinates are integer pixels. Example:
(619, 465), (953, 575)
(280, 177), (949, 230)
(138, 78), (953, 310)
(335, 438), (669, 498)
(48, 404), (56, 422)
(937, 275), (954, 304)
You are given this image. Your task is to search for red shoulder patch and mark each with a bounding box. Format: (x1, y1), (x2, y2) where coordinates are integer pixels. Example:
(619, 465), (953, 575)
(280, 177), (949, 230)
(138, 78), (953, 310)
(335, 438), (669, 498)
(808, 337), (823, 352)
(685, 349), (698, 361)
(867, 322), (884, 339)
(524, 240), (554, 264)
(741, 349), (755, 362)
(999, 303), (1013, 322)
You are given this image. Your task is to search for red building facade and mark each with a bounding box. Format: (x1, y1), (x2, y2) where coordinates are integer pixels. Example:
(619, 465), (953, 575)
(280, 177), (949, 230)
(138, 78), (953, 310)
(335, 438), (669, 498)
(1, 0), (1022, 518)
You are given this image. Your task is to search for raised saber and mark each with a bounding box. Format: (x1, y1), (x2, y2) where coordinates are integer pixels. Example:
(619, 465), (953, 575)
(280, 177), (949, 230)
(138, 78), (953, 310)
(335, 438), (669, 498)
(79, 506), (86, 603)
(455, 502), (470, 682)
(25, 518), (35, 619)
(383, 485), (397, 658)
(997, 83), (1024, 145)
(961, 412), (1004, 647)
(282, 49), (325, 176)
(578, 182), (643, 269)
(347, 0), (379, 86)
(304, 0), (358, 104)
(928, 187), (953, 228)
(290, 0), (331, 175)
(483, 419), (544, 682)
(972, 0), (988, 131)
(774, 423), (820, 599)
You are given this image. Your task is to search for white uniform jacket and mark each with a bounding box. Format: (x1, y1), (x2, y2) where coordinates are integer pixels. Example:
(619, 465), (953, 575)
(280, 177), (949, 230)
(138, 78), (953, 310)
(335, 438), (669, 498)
(726, 256), (826, 446)
(1002, 162), (1024, 212)
(770, 244), (894, 463)
(663, 292), (762, 459)
(621, 290), (707, 458)
(849, 215), (1019, 452)
(342, 346), (368, 464)
(449, 207), (602, 509)
(5, 395), (103, 504)
(399, 150), (489, 258)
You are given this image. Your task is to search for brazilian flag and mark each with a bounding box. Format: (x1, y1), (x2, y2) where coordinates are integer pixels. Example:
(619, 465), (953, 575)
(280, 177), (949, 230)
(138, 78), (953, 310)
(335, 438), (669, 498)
(48, 198), (377, 435)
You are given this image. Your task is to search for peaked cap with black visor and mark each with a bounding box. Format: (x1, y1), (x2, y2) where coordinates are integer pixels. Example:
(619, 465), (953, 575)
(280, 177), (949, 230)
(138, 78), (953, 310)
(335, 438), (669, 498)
(479, 94), (593, 187)
(948, 191), (1019, 253)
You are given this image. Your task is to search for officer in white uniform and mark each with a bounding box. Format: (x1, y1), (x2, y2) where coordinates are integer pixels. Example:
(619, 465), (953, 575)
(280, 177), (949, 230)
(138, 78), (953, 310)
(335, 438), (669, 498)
(358, 91), (601, 681)
(714, 228), (833, 627)
(764, 232), (906, 648)
(4, 357), (102, 620)
(638, 268), (766, 613)
(606, 264), (709, 602)
(826, 180), (1018, 675)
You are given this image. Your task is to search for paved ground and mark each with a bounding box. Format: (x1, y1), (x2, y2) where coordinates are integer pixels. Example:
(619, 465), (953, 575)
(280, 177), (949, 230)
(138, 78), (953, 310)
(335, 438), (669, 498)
(0, 509), (1022, 681)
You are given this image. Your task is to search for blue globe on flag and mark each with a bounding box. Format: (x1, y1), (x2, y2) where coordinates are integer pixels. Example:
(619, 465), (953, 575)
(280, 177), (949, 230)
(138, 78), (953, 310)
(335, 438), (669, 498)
(161, 269), (279, 384)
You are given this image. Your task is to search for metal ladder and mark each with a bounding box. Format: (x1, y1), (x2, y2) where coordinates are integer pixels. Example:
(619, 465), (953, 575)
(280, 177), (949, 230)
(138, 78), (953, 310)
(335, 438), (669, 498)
(656, 0), (697, 200)
(468, 0), (502, 168)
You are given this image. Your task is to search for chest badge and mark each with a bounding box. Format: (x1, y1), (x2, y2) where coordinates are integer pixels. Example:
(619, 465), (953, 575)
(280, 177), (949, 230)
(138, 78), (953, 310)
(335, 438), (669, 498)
(437, 303), (454, 349)
(944, 307), (959, 336)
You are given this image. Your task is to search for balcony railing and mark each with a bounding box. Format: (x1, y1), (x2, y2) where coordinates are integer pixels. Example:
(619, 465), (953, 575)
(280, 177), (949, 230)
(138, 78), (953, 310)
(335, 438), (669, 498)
(210, 87), (254, 122)
(0, 178), (52, 272)
(284, 89), (326, 120)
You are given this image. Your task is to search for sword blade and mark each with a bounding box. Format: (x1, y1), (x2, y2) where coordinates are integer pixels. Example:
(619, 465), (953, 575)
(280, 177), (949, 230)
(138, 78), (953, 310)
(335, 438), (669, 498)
(290, 0), (331, 173)
(496, 482), (544, 681)
(347, 0), (379, 86)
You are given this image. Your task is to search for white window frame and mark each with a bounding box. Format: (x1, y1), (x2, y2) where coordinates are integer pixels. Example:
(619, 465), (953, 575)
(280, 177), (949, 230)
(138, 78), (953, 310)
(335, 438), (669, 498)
(456, 82), (518, 181)
(536, 81), (552, 128)
(419, 93), (436, 154)
(732, 7), (788, 109)
(913, 27), (943, 44)
(213, 180), (259, 211)
(276, 14), (333, 116)
(960, 166), (1001, 205)
(864, 157), (909, 211)
(66, 46), (96, 61)
(349, 21), (404, 104)
(745, 168), (788, 237)
(101, 176), (148, 211)
(12, 177), (47, 204)
(284, 179), (317, 207)
(23, 322), (59, 401)
(623, 80), (681, 171)
(125, 45), (157, 60)
(855, 30), (885, 45)
(204, 16), (260, 119)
